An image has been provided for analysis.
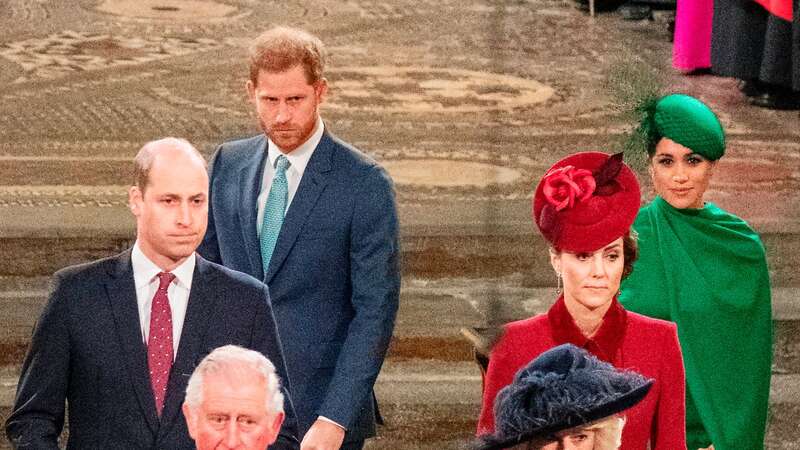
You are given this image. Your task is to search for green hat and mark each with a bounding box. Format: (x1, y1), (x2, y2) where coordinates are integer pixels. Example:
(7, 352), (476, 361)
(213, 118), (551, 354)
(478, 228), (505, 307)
(640, 94), (726, 160)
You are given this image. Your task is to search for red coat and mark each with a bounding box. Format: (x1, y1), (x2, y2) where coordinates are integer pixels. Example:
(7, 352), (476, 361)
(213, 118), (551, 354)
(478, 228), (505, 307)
(477, 297), (686, 450)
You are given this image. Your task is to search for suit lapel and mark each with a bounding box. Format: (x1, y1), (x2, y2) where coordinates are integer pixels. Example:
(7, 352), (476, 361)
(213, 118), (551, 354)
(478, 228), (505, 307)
(159, 256), (219, 433)
(265, 133), (334, 284)
(106, 250), (159, 434)
(238, 137), (269, 280)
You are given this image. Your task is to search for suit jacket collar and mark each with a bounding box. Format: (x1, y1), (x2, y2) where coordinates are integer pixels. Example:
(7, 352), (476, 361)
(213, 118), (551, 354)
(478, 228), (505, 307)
(238, 138), (270, 279)
(106, 251), (220, 435)
(237, 132), (336, 282)
(264, 132), (334, 283)
(159, 255), (219, 434)
(106, 250), (159, 434)
(548, 295), (627, 364)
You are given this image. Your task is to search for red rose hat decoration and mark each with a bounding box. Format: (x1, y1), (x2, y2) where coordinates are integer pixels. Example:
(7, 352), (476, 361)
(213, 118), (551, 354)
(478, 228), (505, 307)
(532, 152), (641, 253)
(541, 166), (596, 211)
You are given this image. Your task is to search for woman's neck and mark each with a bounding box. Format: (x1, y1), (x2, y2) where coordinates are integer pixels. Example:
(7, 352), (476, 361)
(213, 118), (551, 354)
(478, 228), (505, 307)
(562, 295), (613, 338)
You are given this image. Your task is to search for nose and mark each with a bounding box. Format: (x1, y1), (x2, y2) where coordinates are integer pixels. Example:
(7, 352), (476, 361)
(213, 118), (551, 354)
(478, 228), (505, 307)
(223, 421), (243, 448)
(275, 101), (291, 124)
(176, 201), (192, 227)
(672, 161), (688, 183)
(589, 254), (605, 278)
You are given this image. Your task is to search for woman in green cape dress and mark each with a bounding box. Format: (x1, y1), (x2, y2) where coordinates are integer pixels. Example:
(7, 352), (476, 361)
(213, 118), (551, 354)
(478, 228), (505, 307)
(619, 94), (772, 450)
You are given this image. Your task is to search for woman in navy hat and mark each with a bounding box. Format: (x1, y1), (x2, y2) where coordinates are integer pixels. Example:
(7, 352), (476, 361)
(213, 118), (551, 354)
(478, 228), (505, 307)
(477, 152), (686, 449)
(475, 344), (654, 450)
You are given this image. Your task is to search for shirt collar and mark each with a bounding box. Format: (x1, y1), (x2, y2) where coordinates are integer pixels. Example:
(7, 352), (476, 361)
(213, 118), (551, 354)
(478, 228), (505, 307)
(267, 115), (324, 176)
(548, 295), (627, 363)
(131, 241), (196, 290)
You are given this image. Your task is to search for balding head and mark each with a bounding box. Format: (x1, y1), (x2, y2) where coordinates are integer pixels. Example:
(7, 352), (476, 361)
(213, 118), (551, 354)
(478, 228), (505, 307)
(133, 137), (207, 193)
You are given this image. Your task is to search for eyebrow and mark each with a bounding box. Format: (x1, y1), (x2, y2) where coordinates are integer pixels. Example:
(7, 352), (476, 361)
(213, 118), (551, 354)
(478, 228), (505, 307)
(603, 243), (622, 251)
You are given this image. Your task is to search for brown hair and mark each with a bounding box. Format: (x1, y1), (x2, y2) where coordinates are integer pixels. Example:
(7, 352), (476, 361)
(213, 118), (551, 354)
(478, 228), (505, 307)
(248, 26), (326, 85)
(132, 137), (205, 192)
(621, 231), (638, 280)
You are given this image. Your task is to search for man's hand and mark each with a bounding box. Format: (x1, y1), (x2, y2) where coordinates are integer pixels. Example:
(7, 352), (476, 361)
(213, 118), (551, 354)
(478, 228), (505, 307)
(300, 419), (346, 450)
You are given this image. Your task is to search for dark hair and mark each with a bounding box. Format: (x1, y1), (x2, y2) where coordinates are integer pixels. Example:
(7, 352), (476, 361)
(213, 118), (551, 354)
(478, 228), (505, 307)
(621, 231), (638, 280)
(249, 26), (326, 85)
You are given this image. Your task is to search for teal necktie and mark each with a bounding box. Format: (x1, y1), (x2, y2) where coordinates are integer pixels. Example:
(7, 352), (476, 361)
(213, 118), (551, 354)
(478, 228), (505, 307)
(260, 155), (290, 274)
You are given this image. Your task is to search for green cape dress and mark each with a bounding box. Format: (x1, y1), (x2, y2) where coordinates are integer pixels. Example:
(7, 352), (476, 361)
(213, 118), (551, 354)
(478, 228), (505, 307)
(620, 196), (772, 450)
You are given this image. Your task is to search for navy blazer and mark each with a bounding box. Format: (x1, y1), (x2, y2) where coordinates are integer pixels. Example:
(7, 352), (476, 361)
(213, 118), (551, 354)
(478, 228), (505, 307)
(199, 132), (400, 441)
(4, 251), (299, 449)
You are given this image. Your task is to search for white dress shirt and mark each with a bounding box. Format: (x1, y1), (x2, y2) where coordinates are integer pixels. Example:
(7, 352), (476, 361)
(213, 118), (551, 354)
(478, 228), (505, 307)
(131, 242), (195, 358)
(256, 115), (324, 237)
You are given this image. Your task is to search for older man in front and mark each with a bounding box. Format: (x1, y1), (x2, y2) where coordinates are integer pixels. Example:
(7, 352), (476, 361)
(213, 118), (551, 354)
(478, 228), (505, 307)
(183, 345), (286, 449)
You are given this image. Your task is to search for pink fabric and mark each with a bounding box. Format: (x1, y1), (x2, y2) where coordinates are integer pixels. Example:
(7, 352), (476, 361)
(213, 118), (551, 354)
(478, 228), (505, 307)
(147, 272), (175, 416)
(673, 0), (713, 71)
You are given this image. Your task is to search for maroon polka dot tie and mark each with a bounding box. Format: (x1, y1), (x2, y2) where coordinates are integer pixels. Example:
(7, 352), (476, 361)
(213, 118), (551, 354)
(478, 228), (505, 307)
(148, 272), (175, 416)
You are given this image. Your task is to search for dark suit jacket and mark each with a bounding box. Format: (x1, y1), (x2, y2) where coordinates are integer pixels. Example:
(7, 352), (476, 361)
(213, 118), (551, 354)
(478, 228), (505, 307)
(199, 132), (400, 442)
(4, 251), (299, 449)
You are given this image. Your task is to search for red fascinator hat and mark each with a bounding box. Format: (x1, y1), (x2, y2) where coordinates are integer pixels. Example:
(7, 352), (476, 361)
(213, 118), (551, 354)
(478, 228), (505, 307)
(532, 152), (641, 253)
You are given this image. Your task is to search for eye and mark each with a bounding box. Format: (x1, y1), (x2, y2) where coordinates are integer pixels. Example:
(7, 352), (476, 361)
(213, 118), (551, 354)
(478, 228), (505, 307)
(656, 157), (673, 166)
(687, 155), (704, 165)
(576, 253), (591, 261)
(606, 252), (620, 262)
(570, 433), (589, 442)
(237, 416), (258, 428)
(208, 414), (228, 427)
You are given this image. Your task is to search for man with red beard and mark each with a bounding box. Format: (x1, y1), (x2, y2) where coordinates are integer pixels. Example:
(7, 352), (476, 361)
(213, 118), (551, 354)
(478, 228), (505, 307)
(199, 27), (400, 450)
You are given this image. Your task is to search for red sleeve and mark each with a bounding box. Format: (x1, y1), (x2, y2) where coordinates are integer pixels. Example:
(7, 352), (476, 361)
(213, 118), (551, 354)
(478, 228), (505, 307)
(651, 322), (687, 450)
(476, 334), (517, 436)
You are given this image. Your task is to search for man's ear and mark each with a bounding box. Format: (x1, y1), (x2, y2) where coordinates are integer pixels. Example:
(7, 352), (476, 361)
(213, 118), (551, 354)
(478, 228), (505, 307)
(267, 412), (285, 445)
(129, 186), (142, 217)
(314, 78), (328, 103)
(182, 403), (198, 440)
(246, 79), (256, 103)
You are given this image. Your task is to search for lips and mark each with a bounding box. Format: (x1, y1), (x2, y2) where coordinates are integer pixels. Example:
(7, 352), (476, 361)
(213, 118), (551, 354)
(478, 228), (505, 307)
(670, 187), (692, 194)
(169, 234), (197, 240)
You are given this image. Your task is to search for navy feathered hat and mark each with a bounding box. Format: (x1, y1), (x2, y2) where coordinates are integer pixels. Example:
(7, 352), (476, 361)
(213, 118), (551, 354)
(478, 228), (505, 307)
(475, 344), (653, 450)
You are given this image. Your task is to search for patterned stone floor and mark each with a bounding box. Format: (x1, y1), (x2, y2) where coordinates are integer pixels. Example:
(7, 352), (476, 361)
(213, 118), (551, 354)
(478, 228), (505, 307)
(1, 0), (798, 222)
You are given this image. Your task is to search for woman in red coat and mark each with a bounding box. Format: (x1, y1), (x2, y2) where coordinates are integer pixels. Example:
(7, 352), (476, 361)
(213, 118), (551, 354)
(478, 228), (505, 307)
(476, 151), (687, 450)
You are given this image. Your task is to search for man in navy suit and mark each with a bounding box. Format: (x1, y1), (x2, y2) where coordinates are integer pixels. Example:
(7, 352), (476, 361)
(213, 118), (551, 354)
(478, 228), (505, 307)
(5, 138), (299, 449)
(198, 27), (401, 450)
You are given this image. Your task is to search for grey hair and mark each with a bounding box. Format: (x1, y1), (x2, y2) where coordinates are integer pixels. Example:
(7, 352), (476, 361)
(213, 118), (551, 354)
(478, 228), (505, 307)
(184, 345), (284, 415)
(133, 137), (206, 192)
(584, 415), (625, 450)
